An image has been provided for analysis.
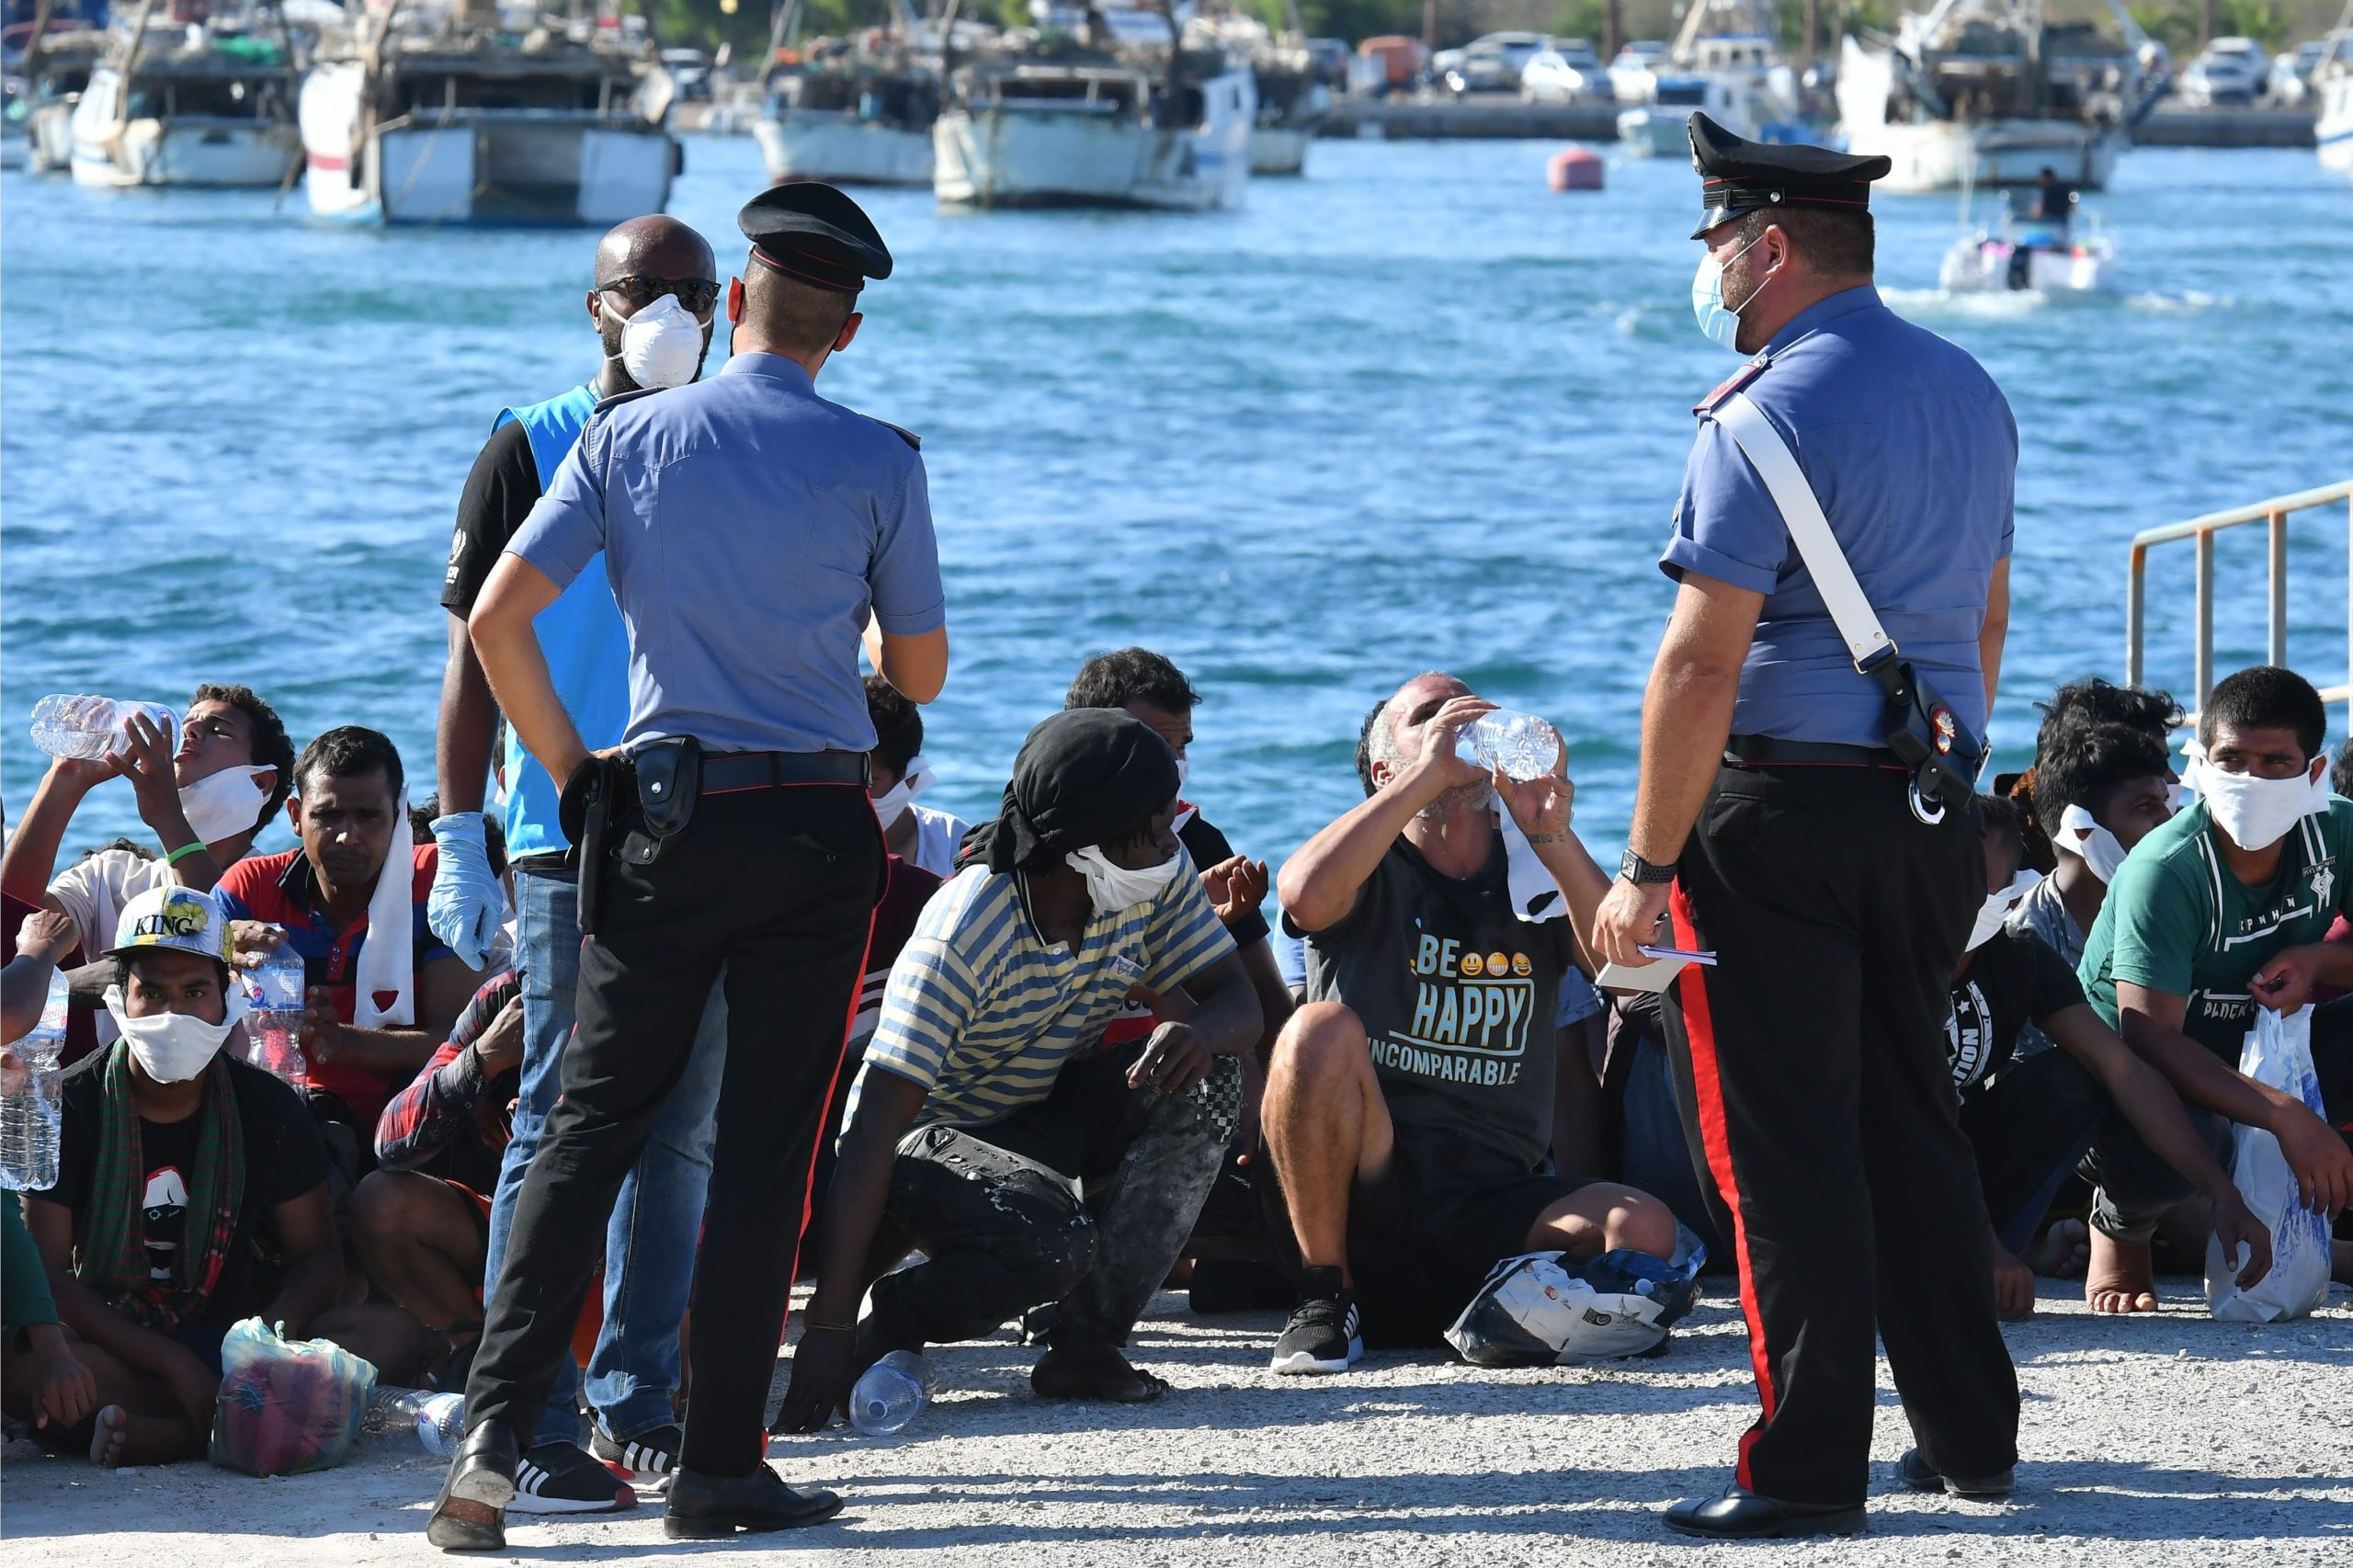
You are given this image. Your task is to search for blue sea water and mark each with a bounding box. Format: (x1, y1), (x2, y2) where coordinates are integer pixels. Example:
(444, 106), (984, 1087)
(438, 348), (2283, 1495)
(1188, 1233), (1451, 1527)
(3, 136), (2347, 874)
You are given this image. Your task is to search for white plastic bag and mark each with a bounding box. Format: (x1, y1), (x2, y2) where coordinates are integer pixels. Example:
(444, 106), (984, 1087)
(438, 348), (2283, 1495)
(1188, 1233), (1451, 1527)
(2204, 1006), (2334, 1323)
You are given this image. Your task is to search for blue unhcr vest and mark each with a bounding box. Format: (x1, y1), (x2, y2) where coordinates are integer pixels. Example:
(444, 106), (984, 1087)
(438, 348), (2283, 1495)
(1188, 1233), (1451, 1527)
(493, 383), (626, 857)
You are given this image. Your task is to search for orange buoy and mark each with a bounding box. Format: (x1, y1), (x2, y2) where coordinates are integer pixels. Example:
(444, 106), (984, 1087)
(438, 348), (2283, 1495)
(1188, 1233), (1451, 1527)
(1548, 147), (1605, 193)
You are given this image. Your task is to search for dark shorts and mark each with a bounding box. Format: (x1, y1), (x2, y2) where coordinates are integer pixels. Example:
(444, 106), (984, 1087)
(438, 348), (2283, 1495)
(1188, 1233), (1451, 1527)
(176, 1323), (232, 1377)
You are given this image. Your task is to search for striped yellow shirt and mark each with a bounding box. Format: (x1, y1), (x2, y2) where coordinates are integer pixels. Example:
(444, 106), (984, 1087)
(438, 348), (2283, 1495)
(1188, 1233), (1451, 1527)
(848, 850), (1235, 1130)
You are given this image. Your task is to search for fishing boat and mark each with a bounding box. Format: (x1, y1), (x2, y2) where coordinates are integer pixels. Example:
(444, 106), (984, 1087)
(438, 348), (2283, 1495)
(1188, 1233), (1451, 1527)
(1197, 1), (1324, 176)
(299, 0), (676, 226)
(754, 1), (944, 187)
(17, 24), (108, 173)
(933, 6), (1253, 210)
(1618, 0), (1813, 156)
(68, 0), (301, 188)
(1836, 0), (2161, 193)
(2316, 2), (2352, 176)
(2, 75), (24, 168)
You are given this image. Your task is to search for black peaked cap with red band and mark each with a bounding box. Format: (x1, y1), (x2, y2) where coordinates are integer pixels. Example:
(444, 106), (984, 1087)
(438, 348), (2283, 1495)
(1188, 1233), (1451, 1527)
(1687, 112), (1892, 239)
(737, 181), (892, 294)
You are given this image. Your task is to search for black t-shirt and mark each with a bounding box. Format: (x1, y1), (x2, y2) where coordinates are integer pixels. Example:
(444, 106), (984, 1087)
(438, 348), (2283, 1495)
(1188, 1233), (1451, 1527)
(1946, 928), (2087, 1097)
(1298, 834), (1576, 1175)
(34, 1053), (332, 1330)
(1177, 811), (1270, 949)
(440, 418), (541, 617)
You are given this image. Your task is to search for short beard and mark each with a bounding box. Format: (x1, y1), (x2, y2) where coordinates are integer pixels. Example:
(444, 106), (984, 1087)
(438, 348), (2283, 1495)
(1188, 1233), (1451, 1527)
(1416, 778), (1495, 823)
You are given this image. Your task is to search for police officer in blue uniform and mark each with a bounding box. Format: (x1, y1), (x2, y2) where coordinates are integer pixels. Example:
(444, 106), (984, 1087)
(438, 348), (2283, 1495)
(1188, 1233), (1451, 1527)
(430, 214), (733, 1511)
(429, 183), (949, 1551)
(1590, 116), (2020, 1539)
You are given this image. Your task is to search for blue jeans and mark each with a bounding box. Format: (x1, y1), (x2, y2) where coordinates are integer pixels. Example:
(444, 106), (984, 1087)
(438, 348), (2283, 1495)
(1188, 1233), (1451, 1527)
(484, 868), (725, 1446)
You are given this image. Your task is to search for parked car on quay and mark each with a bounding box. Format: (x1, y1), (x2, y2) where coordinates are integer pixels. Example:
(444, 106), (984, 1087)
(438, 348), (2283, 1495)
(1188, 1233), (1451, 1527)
(1438, 30), (1549, 96)
(2178, 37), (2271, 105)
(1607, 38), (1667, 102)
(1520, 40), (1615, 104)
(2270, 39), (2328, 105)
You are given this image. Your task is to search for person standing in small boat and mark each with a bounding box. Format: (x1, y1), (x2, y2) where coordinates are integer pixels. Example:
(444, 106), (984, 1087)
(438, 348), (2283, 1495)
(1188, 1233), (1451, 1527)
(1590, 114), (2021, 1540)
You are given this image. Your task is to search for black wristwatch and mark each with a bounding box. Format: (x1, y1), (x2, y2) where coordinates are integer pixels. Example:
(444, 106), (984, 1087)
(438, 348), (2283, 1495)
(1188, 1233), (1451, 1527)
(1619, 849), (1676, 886)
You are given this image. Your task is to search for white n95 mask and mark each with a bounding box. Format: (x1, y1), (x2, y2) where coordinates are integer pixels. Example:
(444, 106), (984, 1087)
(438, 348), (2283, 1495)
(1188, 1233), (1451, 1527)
(2050, 804), (2129, 884)
(176, 765), (275, 845)
(1067, 845), (1182, 915)
(618, 293), (705, 390)
(1967, 871), (2040, 952)
(102, 983), (247, 1083)
(2193, 762), (2328, 853)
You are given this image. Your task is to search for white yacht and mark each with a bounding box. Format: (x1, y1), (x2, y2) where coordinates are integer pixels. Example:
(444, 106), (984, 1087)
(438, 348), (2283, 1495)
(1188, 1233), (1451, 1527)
(933, 14), (1253, 210)
(300, 1), (676, 226)
(1619, 2), (1813, 156)
(1836, 0), (2161, 193)
(2315, 3), (2351, 176)
(68, 6), (301, 187)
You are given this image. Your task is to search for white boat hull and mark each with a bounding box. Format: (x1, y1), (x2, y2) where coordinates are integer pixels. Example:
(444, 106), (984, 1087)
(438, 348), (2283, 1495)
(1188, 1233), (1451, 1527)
(935, 71), (1253, 210)
(755, 109), (933, 187)
(1619, 106), (1691, 156)
(1844, 119), (2121, 194)
(2320, 76), (2352, 175)
(29, 100), (76, 172)
(1940, 234), (2117, 294)
(68, 115), (298, 187)
(1249, 124), (1309, 175)
(301, 63), (673, 225)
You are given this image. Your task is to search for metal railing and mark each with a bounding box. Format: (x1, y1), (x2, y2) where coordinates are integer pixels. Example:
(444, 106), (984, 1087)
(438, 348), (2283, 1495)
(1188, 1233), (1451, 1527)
(2125, 479), (2353, 716)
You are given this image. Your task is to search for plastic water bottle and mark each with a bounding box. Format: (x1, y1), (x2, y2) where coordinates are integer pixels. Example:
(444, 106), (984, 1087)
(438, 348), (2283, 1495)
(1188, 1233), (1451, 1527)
(28, 695), (178, 760)
(364, 1387), (465, 1454)
(238, 938), (309, 1086)
(1454, 710), (1563, 781)
(0, 970), (70, 1192)
(849, 1349), (936, 1437)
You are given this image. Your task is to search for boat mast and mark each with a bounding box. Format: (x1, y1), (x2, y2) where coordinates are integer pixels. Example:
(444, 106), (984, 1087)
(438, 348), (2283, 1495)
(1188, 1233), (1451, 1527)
(20, 0), (57, 83)
(108, 0), (161, 134)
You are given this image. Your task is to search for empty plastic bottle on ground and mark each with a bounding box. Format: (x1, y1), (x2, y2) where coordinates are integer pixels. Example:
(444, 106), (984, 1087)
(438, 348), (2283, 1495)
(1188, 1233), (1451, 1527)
(28, 695), (178, 760)
(238, 938), (309, 1085)
(850, 1349), (937, 1437)
(365, 1387), (465, 1454)
(1455, 710), (1563, 781)
(0, 970), (70, 1192)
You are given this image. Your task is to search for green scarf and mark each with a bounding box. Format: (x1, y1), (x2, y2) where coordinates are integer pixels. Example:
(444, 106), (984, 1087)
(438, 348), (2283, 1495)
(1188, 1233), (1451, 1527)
(77, 1044), (244, 1335)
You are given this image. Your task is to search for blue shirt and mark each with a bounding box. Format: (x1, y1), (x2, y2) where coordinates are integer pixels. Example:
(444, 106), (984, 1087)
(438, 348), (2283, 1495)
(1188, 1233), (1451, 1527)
(1660, 287), (2016, 748)
(510, 353), (947, 755)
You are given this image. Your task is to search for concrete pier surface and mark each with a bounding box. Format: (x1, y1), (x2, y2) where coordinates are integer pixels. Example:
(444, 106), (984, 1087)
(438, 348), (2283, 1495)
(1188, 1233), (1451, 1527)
(5, 1279), (2347, 1565)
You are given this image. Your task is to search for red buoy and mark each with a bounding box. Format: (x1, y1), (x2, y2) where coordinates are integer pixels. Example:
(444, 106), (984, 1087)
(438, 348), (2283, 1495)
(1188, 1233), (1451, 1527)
(1548, 147), (1605, 192)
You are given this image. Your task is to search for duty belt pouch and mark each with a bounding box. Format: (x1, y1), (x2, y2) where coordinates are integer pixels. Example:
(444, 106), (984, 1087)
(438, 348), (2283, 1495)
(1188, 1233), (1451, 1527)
(1707, 392), (1983, 820)
(618, 737), (702, 869)
(562, 755), (621, 937)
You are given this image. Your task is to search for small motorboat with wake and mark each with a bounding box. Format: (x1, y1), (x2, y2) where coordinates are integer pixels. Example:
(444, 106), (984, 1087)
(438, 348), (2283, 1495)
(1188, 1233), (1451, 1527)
(1939, 178), (2116, 294)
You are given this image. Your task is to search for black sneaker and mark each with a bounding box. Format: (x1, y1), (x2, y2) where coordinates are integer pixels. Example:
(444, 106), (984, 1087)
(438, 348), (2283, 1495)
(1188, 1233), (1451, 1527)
(591, 1421), (682, 1494)
(1269, 1267), (1362, 1375)
(510, 1439), (639, 1515)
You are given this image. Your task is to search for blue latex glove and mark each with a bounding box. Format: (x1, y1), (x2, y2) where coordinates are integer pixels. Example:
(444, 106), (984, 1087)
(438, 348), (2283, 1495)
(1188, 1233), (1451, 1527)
(426, 812), (502, 970)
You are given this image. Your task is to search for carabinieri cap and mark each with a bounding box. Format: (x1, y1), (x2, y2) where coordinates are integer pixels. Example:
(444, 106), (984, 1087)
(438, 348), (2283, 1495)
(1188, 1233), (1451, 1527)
(1687, 112), (1893, 239)
(737, 181), (893, 293)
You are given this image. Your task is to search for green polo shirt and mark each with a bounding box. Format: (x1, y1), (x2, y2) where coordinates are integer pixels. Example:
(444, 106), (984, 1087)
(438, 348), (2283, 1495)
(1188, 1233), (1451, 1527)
(2079, 795), (2349, 1061)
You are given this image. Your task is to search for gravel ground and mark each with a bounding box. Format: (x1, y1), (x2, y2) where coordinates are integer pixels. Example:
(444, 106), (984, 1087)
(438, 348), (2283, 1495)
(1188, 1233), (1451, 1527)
(6, 1278), (2348, 1567)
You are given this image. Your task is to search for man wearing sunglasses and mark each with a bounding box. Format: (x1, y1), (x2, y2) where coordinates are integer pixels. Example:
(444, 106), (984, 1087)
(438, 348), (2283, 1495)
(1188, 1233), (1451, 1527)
(426, 214), (723, 1518)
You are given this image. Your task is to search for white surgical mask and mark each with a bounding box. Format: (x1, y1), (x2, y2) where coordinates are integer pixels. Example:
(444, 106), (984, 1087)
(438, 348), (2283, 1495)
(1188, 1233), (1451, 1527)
(2192, 761), (2328, 853)
(102, 983), (247, 1083)
(1967, 870), (2040, 952)
(618, 293), (705, 390)
(176, 764), (273, 845)
(1066, 844), (1182, 915)
(2051, 804), (2130, 884)
(1690, 232), (1768, 353)
(870, 752), (933, 828)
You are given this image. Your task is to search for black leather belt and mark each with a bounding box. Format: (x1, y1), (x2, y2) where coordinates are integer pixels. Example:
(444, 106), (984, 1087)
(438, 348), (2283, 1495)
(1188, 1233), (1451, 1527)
(698, 748), (869, 792)
(1724, 734), (1909, 769)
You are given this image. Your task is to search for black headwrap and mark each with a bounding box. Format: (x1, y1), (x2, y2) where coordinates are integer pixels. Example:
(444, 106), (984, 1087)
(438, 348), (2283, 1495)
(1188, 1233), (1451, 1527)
(959, 709), (1180, 875)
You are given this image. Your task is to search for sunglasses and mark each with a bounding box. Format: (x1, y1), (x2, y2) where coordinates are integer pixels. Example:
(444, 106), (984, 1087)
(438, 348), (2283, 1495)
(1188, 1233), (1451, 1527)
(602, 274), (722, 314)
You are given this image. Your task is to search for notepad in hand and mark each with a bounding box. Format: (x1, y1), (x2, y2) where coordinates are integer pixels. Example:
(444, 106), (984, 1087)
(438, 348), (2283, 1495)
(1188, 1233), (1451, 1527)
(1596, 957), (1689, 994)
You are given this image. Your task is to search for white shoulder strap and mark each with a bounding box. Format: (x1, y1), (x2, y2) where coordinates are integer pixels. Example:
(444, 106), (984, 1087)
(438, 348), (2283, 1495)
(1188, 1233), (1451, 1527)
(1709, 392), (1894, 671)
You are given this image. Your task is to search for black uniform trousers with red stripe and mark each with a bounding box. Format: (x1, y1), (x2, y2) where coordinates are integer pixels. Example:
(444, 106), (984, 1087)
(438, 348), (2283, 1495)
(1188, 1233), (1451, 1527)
(1658, 759), (2019, 1506)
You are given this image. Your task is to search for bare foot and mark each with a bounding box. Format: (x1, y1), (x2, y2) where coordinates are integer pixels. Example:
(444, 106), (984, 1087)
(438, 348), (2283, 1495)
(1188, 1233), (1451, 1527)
(2086, 1230), (2160, 1313)
(1030, 1346), (1170, 1403)
(2024, 1218), (2091, 1278)
(87, 1404), (128, 1467)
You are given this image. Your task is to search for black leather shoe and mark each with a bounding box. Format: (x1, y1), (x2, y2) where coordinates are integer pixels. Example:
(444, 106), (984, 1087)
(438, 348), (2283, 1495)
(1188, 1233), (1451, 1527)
(1663, 1485), (1866, 1540)
(426, 1420), (519, 1552)
(1898, 1447), (2016, 1500)
(664, 1464), (845, 1539)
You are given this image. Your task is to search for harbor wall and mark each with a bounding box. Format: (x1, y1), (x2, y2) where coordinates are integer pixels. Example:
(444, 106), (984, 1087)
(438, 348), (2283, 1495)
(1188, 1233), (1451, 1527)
(1315, 100), (2319, 149)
